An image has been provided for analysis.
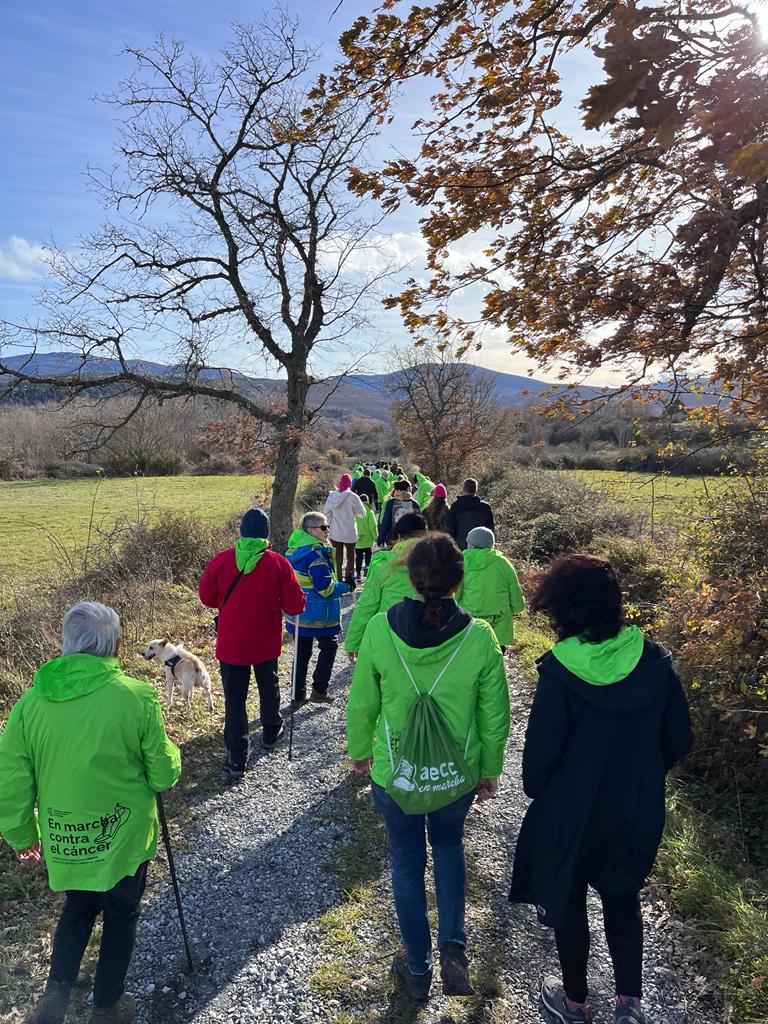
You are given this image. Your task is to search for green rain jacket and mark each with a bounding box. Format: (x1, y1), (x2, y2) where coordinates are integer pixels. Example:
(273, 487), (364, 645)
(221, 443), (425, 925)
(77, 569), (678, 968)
(457, 547), (526, 645)
(414, 472), (435, 509)
(0, 654), (181, 892)
(356, 507), (378, 550)
(344, 541), (420, 652)
(347, 612), (511, 789)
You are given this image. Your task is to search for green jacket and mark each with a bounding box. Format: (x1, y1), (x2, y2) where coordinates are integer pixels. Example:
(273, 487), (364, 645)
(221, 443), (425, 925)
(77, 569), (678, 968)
(347, 613), (511, 788)
(457, 547), (525, 645)
(356, 507), (378, 549)
(0, 654), (181, 892)
(344, 542), (419, 652)
(414, 472), (435, 509)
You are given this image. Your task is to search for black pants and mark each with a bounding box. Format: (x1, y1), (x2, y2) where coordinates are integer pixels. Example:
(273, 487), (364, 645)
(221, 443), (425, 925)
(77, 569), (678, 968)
(220, 659), (283, 767)
(554, 884), (643, 1004)
(355, 548), (372, 575)
(294, 635), (338, 699)
(49, 862), (148, 1009)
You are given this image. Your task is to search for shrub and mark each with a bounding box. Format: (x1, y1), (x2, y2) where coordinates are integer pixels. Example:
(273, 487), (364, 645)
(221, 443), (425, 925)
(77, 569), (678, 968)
(594, 536), (669, 626)
(194, 454), (245, 476)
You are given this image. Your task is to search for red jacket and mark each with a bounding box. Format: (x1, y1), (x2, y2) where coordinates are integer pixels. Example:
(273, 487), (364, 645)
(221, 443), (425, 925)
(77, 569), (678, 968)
(199, 548), (306, 666)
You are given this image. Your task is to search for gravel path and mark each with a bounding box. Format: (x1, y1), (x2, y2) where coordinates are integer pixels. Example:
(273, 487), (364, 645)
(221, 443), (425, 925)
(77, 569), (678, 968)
(129, 619), (723, 1024)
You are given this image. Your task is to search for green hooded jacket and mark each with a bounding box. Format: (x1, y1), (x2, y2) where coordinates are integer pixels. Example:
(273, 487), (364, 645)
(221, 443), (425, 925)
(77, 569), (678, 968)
(457, 547), (526, 645)
(0, 655), (181, 892)
(344, 541), (420, 652)
(235, 536), (269, 573)
(551, 624), (645, 684)
(347, 613), (511, 788)
(356, 506), (378, 550)
(414, 472), (435, 509)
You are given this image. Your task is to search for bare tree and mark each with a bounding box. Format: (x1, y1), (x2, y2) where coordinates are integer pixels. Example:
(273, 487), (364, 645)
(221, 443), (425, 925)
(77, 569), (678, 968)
(0, 17), (386, 550)
(386, 345), (510, 481)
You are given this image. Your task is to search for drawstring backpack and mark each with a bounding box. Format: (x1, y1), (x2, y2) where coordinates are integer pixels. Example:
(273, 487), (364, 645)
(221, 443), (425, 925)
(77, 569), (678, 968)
(384, 622), (476, 814)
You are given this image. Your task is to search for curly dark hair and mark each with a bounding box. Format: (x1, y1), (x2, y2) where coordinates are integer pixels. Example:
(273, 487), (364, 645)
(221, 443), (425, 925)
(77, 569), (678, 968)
(407, 534), (464, 629)
(530, 553), (624, 642)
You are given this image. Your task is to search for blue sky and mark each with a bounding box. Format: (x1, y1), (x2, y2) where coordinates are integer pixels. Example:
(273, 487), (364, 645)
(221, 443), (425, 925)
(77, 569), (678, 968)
(0, 2), (598, 382)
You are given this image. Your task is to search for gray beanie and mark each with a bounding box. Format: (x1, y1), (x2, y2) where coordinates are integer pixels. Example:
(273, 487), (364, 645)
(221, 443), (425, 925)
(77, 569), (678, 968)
(467, 526), (495, 549)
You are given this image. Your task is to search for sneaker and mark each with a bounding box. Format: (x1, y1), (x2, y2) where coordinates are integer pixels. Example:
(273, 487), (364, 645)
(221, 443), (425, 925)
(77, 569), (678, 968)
(309, 690), (336, 704)
(615, 997), (648, 1024)
(440, 942), (475, 996)
(91, 993), (136, 1023)
(29, 981), (71, 1024)
(262, 723), (286, 751)
(223, 758), (246, 783)
(541, 977), (593, 1023)
(391, 951), (432, 1002)
(290, 696), (309, 711)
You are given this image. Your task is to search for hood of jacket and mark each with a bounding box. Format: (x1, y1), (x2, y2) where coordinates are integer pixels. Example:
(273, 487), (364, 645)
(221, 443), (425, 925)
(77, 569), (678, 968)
(33, 654), (122, 702)
(235, 536), (270, 573)
(287, 528), (327, 556)
(552, 625), (644, 685)
(387, 596), (471, 650)
(544, 631), (674, 714)
(463, 546), (496, 569)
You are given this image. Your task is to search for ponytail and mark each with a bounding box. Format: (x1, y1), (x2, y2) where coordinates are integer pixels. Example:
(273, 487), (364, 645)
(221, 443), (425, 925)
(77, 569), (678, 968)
(407, 534), (464, 629)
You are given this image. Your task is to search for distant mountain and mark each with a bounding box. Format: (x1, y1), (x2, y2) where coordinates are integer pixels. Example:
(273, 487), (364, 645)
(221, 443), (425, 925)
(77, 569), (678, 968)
(0, 351), (608, 422)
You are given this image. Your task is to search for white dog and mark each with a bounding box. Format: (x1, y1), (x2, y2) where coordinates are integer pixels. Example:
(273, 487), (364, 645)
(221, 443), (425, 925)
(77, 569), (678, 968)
(140, 639), (214, 711)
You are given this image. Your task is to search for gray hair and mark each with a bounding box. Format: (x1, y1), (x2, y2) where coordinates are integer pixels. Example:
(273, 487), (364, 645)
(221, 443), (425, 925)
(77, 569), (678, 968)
(301, 511), (326, 531)
(61, 602), (122, 658)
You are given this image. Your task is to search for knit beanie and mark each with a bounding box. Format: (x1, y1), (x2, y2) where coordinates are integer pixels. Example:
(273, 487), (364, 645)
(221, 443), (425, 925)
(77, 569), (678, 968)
(240, 507), (270, 539)
(432, 483), (447, 498)
(467, 526), (495, 549)
(338, 473), (352, 491)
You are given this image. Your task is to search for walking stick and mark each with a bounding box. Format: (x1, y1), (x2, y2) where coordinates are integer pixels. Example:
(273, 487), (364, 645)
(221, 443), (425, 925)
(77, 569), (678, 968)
(156, 792), (195, 973)
(288, 614), (300, 763)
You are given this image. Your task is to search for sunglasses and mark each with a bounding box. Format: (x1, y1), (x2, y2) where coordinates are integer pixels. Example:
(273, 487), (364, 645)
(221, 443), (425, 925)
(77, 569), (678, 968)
(317, 524), (330, 531)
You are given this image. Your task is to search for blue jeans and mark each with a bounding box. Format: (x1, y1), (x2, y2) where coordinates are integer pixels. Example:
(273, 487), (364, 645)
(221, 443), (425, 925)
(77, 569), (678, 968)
(371, 781), (475, 975)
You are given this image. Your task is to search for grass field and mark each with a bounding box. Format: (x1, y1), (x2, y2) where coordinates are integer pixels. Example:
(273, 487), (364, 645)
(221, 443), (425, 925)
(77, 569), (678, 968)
(0, 475), (267, 581)
(572, 469), (737, 524)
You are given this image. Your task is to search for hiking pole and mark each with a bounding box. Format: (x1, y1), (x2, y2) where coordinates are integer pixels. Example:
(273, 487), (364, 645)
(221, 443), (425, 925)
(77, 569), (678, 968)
(288, 614), (300, 763)
(156, 793), (195, 973)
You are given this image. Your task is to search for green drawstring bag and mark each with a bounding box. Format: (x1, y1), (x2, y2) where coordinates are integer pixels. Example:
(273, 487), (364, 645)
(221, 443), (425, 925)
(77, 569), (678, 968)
(384, 623), (477, 814)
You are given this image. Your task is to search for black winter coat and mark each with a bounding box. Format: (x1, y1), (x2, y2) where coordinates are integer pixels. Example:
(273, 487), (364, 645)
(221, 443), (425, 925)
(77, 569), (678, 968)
(509, 640), (693, 928)
(353, 476), (379, 509)
(445, 495), (495, 549)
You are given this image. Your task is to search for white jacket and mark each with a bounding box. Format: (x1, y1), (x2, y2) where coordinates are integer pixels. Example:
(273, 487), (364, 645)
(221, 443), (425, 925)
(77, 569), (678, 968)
(324, 489), (366, 544)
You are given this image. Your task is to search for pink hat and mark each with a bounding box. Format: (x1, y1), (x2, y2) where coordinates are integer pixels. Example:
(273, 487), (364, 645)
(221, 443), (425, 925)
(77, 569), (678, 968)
(433, 483), (447, 498)
(338, 473), (352, 491)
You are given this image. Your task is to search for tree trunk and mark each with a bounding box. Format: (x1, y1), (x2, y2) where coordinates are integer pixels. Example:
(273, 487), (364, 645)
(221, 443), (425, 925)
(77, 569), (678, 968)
(269, 361), (310, 554)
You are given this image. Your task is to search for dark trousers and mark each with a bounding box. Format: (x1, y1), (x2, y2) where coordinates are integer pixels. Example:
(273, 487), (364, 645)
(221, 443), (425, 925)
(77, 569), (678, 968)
(554, 884), (643, 1004)
(355, 548), (372, 576)
(332, 540), (356, 582)
(49, 862), (148, 1009)
(220, 659), (283, 767)
(294, 634), (338, 698)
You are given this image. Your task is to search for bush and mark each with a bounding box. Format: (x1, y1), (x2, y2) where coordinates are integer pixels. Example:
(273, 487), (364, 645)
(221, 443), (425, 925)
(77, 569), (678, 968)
(194, 454), (245, 476)
(100, 451), (187, 477)
(594, 536), (669, 625)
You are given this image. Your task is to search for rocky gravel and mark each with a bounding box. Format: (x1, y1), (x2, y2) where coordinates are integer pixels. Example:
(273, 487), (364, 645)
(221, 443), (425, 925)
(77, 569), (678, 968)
(128, 615), (724, 1024)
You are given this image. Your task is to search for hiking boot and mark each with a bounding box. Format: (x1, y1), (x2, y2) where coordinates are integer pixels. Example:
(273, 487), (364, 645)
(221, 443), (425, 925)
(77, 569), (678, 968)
(391, 951), (432, 1002)
(615, 997), (648, 1024)
(223, 757), (246, 783)
(91, 993), (136, 1024)
(440, 942), (475, 996)
(29, 980), (71, 1024)
(310, 690), (335, 704)
(290, 696), (309, 711)
(541, 977), (593, 1023)
(262, 723), (286, 752)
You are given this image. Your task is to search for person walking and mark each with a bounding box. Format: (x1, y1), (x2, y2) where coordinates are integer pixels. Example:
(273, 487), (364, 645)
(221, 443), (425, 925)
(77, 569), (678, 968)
(199, 507), (306, 779)
(0, 602), (181, 1024)
(422, 484), (449, 532)
(324, 474), (366, 588)
(414, 471), (436, 509)
(509, 554), (693, 1024)
(457, 527), (525, 652)
(345, 512), (427, 659)
(445, 479), (495, 550)
(346, 534), (510, 1002)
(355, 494), (378, 582)
(377, 479), (421, 547)
(352, 467), (380, 512)
(285, 512), (351, 707)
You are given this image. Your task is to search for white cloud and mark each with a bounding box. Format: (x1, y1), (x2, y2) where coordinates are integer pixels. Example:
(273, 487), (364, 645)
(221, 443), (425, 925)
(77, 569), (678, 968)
(0, 236), (48, 281)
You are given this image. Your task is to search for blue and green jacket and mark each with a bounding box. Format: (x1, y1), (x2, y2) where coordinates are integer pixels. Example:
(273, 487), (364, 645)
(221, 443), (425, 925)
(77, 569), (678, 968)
(285, 529), (350, 637)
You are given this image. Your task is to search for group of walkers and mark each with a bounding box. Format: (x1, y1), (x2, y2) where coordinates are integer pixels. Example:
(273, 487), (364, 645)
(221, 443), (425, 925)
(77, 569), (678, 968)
(0, 456), (693, 1024)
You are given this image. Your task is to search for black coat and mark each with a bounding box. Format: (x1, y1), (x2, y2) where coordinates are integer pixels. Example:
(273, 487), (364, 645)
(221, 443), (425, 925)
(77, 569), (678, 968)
(445, 494), (495, 549)
(509, 640), (693, 928)
(353, 475), (379, 509)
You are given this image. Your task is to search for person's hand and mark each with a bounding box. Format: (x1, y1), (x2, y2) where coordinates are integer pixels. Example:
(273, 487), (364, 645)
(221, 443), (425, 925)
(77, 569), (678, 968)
(350, 757), (371, 775)
(16, 841), (42, 867)
(347, 651), (358, 664)
(475, 778), (499, 803)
